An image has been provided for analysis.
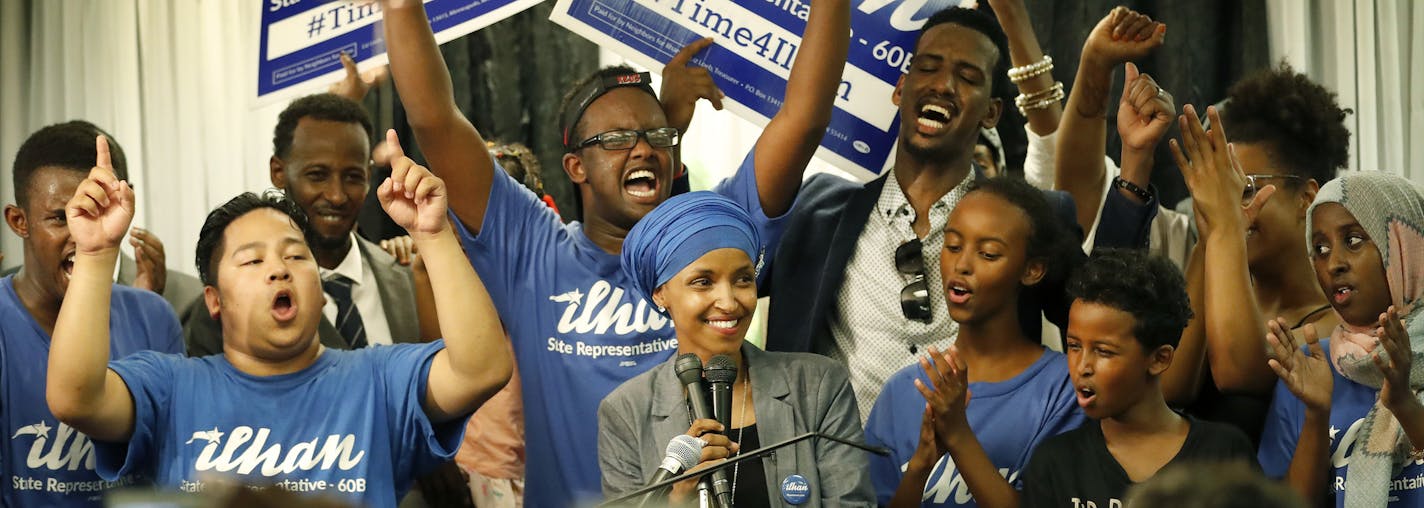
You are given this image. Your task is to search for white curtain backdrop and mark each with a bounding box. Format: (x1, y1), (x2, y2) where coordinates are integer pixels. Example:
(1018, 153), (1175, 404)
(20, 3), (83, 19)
(1, 0), (302, 274)
(1266, 0), (1422, 182)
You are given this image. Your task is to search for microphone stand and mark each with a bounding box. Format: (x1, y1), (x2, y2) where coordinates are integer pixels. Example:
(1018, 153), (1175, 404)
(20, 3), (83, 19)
(600, 432), (890, 507)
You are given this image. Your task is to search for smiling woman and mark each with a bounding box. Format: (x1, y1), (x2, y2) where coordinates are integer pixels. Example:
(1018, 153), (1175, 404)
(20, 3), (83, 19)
(598, 191), (874, 507)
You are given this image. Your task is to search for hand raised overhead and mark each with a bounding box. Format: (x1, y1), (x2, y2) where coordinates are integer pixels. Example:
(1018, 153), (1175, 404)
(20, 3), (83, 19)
(660, 38), (725, 135)
(377, 129), (449, 238)
(1117, 63), (1174, 153)
(1170, 105), (1270, 235)
(66, 136), (134, 255)
(1083, 6), (1166, 67)
(328, 52), (389, 103)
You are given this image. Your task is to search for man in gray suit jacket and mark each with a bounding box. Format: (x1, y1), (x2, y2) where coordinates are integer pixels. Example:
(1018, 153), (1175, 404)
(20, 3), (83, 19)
(182, 94), (421, 355)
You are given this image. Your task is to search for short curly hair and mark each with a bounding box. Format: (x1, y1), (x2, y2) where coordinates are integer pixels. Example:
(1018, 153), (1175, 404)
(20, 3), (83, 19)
(271, 94), (373, 159)
(1068, 249), (1193, 350)
(12, 120), (129, 207)
(1221, 61), (1351, 185)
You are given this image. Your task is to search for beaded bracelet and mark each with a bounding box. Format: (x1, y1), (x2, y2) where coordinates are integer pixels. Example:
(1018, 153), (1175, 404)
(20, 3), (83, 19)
(1015, 83), (1064, 114)
(1009, 55), (1053, 84)
(1015, 82), (1063, 105)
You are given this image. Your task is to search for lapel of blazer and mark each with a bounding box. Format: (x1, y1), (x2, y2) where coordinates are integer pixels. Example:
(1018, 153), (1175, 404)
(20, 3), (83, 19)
(649, 356), (693, 480)
(745, 344), (799, 503)
(354, 237), (421, 343)
(806, 175), (888, 349)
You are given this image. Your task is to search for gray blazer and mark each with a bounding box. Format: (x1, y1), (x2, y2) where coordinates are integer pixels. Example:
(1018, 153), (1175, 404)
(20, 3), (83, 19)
(598, 344), (874, 507)
(181, 236), (422, 355)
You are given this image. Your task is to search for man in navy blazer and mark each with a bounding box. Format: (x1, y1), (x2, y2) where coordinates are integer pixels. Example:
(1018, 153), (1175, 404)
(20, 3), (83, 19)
(764, 7), (1156, 416)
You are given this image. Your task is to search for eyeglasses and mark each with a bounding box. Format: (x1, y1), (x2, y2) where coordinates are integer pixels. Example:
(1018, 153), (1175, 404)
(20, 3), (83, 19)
(572, 127), (680, 152)
(1242, 174), (1303, 206)
(896, 239), (932, 323)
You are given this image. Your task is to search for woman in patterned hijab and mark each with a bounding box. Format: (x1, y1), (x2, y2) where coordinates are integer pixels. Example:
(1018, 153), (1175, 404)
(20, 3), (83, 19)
(1264, 171), (1424, 507)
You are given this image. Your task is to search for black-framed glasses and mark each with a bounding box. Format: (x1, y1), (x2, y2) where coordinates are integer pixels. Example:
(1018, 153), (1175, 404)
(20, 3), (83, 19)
(896, 238), (931, 323)
(572, 127), (680, 152)
(1242, 174), (1303, 206)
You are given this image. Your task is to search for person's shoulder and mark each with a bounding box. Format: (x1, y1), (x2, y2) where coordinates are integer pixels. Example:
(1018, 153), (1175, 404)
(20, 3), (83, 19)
(799, 173), (875, 206)
(350, 340), (443, 363)
(111, 284), (181, 327)
(765, 350), (849, 379)
(881, 360), (924, 390)
(112, 283), (170, 308)
(355, 236), (413, 274)
(111, 348), (201, 375)
(601, 359), (668, 413)
(1033, 420), (1093, 455)
(1188, 417), (1254, 452)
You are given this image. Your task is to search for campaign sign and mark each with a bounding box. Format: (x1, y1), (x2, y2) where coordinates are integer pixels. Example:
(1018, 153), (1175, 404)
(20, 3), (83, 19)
(551, 0), (959, 180)
(258, 0), (544, 105)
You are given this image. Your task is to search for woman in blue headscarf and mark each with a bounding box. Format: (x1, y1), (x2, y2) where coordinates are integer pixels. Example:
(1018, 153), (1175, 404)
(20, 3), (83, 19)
(598, 191), (873, 507)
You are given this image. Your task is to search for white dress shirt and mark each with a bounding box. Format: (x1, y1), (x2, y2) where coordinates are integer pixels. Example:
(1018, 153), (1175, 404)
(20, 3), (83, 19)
(320, 235), (395, 346)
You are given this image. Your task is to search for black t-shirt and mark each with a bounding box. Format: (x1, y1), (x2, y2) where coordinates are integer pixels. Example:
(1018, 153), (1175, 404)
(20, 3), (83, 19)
(1019, 416), (1257, 507)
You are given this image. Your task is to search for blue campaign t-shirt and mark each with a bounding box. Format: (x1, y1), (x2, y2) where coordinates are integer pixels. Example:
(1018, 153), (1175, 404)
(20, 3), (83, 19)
(0, 275), (183, 507)
(1259, 339), (1424, 506)
(91, 341), (463, 508)
(452, 151), (787, 506)
(864, 349), (1082, 506)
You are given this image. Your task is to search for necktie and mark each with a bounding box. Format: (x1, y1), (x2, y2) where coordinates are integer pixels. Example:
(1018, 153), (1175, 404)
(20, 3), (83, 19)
(322, 275), (368, 348)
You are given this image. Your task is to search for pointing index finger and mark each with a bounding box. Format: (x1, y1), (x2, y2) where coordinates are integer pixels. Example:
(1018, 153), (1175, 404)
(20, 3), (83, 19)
(385, 129), (405, 160)
(96, 135), (113, 172)
(668, 38), (714, 67)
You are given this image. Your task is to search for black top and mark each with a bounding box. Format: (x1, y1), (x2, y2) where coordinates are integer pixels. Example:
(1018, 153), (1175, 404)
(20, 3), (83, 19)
(1019, 416), (1257, 507)
(730, 424), (771, 507)
(1185, 368), (1270, 446)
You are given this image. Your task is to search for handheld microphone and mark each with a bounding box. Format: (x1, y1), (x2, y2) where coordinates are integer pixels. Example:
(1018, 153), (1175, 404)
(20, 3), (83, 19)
(673, 354), (728, 508)
(705, 355), (737, 427)
(674, 354), (712, 420)
(635, 434), (704, 508)
(703, 356), (738, 507)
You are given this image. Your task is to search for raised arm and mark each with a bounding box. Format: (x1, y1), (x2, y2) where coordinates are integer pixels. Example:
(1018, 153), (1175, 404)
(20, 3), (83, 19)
(1054, 7), (1164, 233)
(47, 136), (138, 442)
(381, 0), (495, 232)
(1170, 105), (1277, 394)
(751, 0), (849, 217)
(1162, 240), (1207, 405)
(987, 0), (1060, 136)
(378, 130), (511, 422)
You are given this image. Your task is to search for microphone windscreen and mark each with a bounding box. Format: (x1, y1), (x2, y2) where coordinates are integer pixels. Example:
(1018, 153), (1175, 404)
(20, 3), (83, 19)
(666, 434), (704, 471)
(704, 355), (737, 384)
(675, 353), (704, 385)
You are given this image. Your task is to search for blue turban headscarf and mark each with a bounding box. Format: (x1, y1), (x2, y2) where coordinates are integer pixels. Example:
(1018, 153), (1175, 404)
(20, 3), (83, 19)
(621, 191), (762, 316)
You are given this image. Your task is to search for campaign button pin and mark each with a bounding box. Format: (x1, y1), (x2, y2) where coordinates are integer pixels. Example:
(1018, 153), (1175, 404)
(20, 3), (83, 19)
(781, 474), (810, 504)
